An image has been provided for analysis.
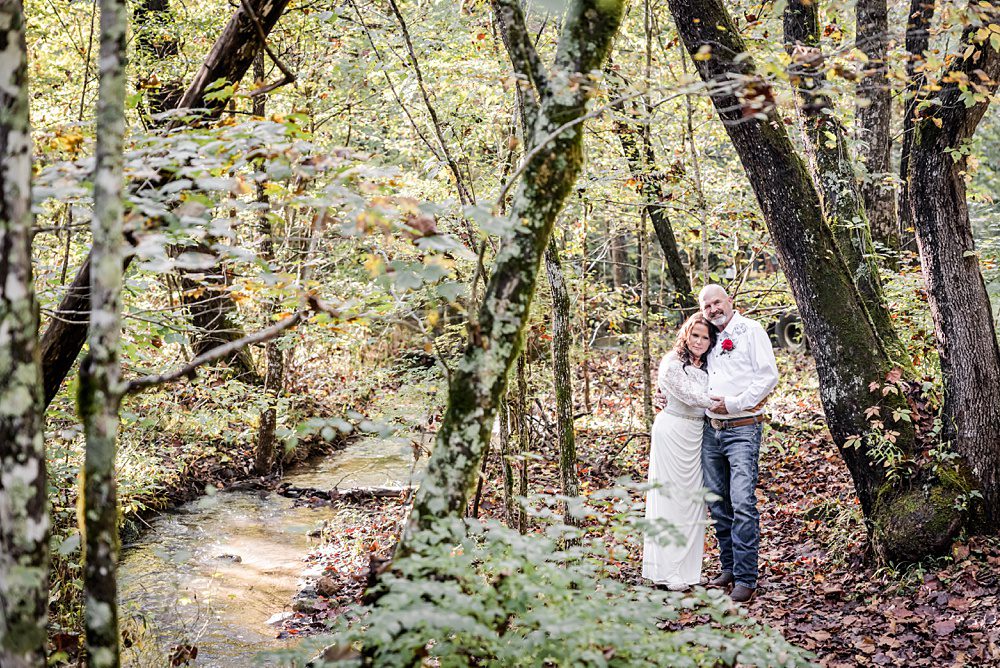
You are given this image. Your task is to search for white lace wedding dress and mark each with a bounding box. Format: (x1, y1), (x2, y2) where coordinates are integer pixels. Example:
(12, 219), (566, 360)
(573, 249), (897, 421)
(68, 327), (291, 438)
(642, 351), (713, 588)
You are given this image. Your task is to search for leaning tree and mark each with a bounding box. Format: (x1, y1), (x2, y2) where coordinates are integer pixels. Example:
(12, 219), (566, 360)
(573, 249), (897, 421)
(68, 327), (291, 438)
(667, 0), (1000, 562)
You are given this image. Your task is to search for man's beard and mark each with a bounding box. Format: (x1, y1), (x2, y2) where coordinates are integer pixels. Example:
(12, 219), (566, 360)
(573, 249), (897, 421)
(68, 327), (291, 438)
(709, 315), (727, 327)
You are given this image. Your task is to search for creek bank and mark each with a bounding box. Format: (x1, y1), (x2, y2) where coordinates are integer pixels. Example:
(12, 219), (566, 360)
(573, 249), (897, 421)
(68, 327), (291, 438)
(118, 429), (425, 666)
(119, 431), (350, 543)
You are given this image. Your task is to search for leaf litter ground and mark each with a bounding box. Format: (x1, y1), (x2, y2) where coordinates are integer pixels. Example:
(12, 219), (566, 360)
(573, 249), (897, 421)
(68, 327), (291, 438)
(282, 349), (1000, 666)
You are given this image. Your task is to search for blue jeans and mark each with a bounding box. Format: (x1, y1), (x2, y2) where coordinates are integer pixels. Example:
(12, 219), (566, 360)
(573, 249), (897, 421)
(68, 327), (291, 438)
(701, 422), (762, 590)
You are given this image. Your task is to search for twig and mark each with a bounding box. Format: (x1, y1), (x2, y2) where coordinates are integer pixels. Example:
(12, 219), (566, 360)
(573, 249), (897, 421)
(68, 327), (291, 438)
(124, 308), (307, 394)
(239, 0), (296, 97)
(386, 0), (474, 212)
(494, 89), (649, 210)
(347, 0), (442, 165)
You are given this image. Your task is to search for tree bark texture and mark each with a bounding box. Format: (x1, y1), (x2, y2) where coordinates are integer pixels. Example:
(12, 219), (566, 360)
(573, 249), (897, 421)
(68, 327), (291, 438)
(783, 0), (901, 357)
(0, 4), (49, 664)
(79, 0), (127, 664)
(669, 0), (966, 562)
(544, 243), (580, 524)
(854, 0), (898, 250)
(908, 5), (1000, 531)
(396, 0), (625, 551)
(38, 0), (289, 407)
(897, 0), (935, 251)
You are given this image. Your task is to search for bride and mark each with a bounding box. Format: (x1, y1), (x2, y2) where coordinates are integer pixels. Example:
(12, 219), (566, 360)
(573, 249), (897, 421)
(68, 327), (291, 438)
(643, 314), (719, 590)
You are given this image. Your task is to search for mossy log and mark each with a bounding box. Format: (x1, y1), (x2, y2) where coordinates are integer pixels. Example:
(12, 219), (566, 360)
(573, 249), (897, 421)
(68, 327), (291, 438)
(872, 470), (971, 564)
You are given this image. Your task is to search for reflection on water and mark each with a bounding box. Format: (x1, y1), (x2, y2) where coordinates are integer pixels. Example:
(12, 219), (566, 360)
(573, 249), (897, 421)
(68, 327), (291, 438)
(119, 435), (422, 667)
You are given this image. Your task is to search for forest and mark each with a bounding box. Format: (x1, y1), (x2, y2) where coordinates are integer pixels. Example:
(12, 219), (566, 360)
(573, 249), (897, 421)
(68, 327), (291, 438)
(1, 0), (999, 665)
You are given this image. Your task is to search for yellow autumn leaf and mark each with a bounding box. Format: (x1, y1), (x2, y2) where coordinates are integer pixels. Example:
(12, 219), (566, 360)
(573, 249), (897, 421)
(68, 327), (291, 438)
(363, 254), (384, 277)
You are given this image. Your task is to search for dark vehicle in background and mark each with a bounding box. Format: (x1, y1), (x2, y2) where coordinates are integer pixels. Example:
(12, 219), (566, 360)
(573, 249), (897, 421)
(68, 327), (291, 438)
(766, 308), (809, 353)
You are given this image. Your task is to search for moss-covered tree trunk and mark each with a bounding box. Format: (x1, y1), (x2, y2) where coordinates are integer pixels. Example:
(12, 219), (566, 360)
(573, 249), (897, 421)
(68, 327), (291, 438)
(39, 0), (290, 407)
(0, 4), (49, 664)
(544, 243), (580, 524)
(782, 0), (900, 354)
(395, 0), (624, 551)
(854, 0), (898, 251)
(908, 6), (1000, 532)
(668, 0), (965, 562)
(78, 0), (127, 664)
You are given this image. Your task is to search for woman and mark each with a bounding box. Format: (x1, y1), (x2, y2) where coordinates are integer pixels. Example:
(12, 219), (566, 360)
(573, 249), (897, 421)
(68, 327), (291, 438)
(642, 314), (719, 590)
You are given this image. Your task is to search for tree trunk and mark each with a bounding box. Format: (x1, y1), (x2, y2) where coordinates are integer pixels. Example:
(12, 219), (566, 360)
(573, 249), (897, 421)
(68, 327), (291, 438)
(394, 0), (624, 552)
(669, 0), (964, 563)
(638, 209), (653, 428)
(0, 4), (49, 663)
(908, 6), (1000, 532)
(133, 0), (183, 115)
(854, 0), (898, 251)
(515, 356), (528, 534)
(897, 0), (935, 252)
(544, 243), (580, 524)
(609, 79), (695, 313)
(498, 395), (516, 527)
(39, 0), (290, 407)
(176, 248), (261, 383)
(79, 0), (127, 663)
(610, 231), (629, 291)
(580, 198), (592, 413)
(253, 53), (283, 474)
(783, 0), (901, 356)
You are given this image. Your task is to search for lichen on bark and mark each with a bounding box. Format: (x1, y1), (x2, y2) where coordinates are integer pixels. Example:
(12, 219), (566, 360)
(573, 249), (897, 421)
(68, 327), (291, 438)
(0, 3), (49, 664)
(79, 0), (128, 665)
(397, 0), (625, 554)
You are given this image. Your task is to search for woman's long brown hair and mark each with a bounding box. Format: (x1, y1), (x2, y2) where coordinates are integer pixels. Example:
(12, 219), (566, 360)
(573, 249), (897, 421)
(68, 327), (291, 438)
(671, 313), (718, 370)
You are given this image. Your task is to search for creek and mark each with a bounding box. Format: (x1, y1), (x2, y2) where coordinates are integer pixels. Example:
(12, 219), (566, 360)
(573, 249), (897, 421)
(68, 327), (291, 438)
(118, 434), (421, 667)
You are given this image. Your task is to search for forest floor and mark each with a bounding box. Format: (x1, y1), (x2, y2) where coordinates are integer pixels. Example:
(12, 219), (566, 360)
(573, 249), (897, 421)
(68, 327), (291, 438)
(266, 348), (1000, 665)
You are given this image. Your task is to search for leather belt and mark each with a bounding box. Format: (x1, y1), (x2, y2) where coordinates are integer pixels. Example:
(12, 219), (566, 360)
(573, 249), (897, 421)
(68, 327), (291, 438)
(708, 414), (767, 430)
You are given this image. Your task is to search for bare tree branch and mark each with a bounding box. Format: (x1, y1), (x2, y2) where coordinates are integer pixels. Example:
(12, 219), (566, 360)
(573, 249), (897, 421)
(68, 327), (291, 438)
(239, 0), (296, 97)
(490, 0), (550, 99)
(124, 308), (307, 394)
(385, 0), (475, 211)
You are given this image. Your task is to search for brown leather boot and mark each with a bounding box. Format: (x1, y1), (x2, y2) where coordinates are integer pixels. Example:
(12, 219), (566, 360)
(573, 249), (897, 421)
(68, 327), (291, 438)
(730, 584), (756, 603)
(706, 572), (734, 590)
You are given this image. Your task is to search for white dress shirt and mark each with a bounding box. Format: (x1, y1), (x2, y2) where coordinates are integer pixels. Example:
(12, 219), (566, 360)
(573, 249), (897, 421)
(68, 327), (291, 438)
(705, 311), (779, 419)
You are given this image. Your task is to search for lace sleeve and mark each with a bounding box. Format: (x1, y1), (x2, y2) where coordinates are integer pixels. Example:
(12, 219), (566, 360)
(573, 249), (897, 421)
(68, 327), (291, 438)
(659, 355), (713, 408)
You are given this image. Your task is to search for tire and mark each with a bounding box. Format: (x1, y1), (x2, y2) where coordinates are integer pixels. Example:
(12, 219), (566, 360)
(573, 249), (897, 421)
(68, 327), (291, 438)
(775, 310), (809, 352)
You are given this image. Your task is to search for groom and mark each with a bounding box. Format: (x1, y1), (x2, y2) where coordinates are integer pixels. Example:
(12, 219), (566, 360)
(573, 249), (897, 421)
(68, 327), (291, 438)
(699, 285), (778, 603)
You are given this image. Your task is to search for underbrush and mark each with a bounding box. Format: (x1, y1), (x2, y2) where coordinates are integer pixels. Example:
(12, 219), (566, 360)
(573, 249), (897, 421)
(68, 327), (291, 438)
(264, 507), (812, 668)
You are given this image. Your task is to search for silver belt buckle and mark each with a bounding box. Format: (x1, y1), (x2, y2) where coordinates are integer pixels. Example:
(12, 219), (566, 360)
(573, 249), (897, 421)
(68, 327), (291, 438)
(710, 418), (725, 430)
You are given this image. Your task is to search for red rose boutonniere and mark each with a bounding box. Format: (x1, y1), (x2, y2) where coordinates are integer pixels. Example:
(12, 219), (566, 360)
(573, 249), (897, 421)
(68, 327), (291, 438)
(721, 338), (735, 355)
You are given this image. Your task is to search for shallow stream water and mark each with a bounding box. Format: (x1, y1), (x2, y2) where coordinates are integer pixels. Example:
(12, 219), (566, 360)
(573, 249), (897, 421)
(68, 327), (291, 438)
(118, 435), (421, 667)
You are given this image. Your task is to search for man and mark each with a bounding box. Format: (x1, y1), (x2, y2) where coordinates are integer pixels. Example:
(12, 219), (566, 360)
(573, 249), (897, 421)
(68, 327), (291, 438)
(699, 284), (778, 603)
